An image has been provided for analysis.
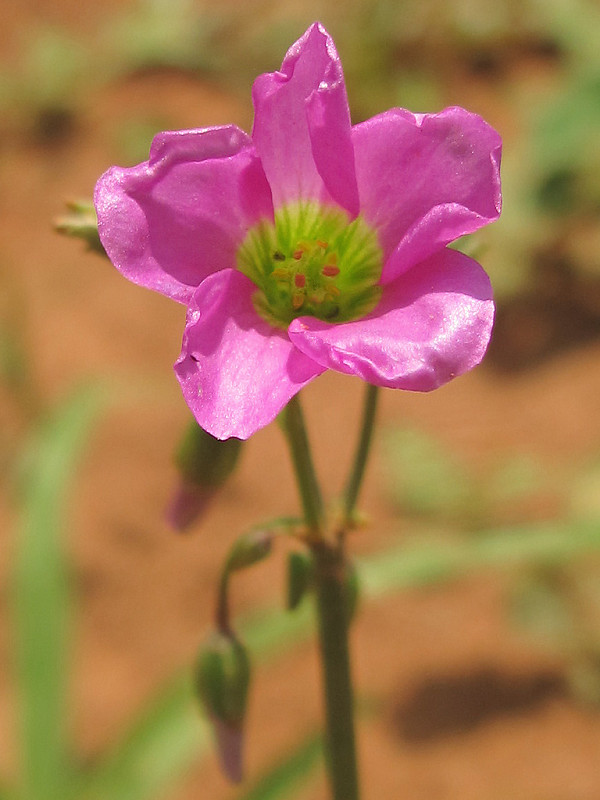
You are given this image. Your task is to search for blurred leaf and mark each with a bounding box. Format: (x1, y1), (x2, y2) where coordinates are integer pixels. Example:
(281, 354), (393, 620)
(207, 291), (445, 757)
(485, 454), (545, 505)
(100, 0), (220, 74)
(80, 676), (209, 800)
(13, 386), (104, 800)
(22, 28), (90, 108)
(237, 733), (322, 800)
(509, 570), (574, 644)
(360, 520), (600, 598)
(382, 427), (475, 518)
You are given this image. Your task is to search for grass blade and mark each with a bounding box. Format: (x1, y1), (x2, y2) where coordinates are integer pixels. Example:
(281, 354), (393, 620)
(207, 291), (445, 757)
(12, 387), (104, 800)
(237, 733), (322, 800)
(80, 676), (209, 800)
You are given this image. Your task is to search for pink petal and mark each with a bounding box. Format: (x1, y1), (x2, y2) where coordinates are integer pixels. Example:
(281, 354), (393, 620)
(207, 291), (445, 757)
(94, 126), (273, 304)
(174, 270), (325, 440)
(352, 107), (502, 282)
(251, 22), (359, 216)
(288, 248), (494, 391)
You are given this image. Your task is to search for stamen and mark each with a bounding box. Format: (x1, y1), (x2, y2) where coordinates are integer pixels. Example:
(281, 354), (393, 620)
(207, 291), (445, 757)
(292, 292), (305, 310)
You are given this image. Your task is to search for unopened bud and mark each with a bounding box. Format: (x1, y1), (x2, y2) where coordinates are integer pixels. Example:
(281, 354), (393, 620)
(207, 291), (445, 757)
(226, 529), (272, 573)
(194, 631), (251, 783)
(169, 422), (242, 530)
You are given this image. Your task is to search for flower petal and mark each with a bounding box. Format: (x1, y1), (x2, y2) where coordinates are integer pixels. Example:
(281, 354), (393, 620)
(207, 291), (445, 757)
(288, 248), (494, 391)
(94, 126), (273, 304)
(174, 269), (325, 440)
(353, 106), (502, 281)
(251, 22), (359, 216)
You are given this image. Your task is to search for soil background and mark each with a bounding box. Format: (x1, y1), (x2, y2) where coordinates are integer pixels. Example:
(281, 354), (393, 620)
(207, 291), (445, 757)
(2, 2), (600, 799)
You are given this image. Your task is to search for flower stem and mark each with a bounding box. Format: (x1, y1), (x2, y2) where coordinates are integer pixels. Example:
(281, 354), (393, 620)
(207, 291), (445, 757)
(281, 393), (360, 800)
(343, 383), (379, 523)
(282, 395), (324, 534)
(312, 540), (360, 800)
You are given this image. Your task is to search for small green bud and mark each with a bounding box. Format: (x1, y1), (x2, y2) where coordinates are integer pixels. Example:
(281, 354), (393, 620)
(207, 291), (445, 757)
(176, 421), (242, 486)
(286, 550), (313, 610)
(226, 529), (272, 573)
(168, 422), (243, 530)
(194, 631), (251, 782)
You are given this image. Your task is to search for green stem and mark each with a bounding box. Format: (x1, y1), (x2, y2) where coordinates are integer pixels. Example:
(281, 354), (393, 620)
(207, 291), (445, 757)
(343, 383), (379, 523)
(282, 395), (324, 533)
(312, 541), (360, 800)
(281, 393), (360, 800)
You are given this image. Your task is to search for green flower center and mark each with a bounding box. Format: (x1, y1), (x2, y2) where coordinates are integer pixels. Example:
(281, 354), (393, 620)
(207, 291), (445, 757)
(236, 202), (383, 329)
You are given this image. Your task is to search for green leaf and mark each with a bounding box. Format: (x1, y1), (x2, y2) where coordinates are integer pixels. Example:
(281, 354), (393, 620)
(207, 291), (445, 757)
(237, 733), (322, 800)
(80, 676), (209, 800)
(13, 386), (105, 800)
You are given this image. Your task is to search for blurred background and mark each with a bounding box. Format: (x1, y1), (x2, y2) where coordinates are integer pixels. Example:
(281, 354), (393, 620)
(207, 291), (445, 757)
(2, 1), (600, 798)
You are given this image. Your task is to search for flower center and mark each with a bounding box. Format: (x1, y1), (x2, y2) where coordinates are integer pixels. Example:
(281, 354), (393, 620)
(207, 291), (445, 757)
(236, 202), (383, 329)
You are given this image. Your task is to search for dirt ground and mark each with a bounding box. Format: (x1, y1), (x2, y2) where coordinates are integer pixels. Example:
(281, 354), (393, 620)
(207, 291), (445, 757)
(2, 3), (600, 799)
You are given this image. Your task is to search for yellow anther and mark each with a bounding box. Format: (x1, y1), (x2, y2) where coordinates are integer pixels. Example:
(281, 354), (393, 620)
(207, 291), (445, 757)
(272, 267), (290, 280)
(292, 292), (305, 310)
(326, 285), (341, 299)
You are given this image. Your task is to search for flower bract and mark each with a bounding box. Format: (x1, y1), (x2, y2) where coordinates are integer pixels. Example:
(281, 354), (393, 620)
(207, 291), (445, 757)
(95, 23), (502, 440)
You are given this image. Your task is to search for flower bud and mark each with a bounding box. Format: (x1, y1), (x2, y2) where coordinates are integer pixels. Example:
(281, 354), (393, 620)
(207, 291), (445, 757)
(286, 550), (313, 610)
(226, 529), (272, 573)
(167, 422), (242, 531)
(194, 631), (251, 783)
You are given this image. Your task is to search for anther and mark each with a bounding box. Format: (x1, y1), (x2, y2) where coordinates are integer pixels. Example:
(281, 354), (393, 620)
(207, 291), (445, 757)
(292, 292), (305, 310)
(293, 250), (304, 260)
(316, 240), (328, 249)
(294, 273), (306, 288)
(321, 264), (340, 277)
(273, 250), (286, 261)
(272, 267), (290, 280)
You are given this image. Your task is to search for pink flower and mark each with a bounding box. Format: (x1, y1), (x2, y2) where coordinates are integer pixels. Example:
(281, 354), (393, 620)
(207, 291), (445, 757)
(95, 23), (501, 440)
